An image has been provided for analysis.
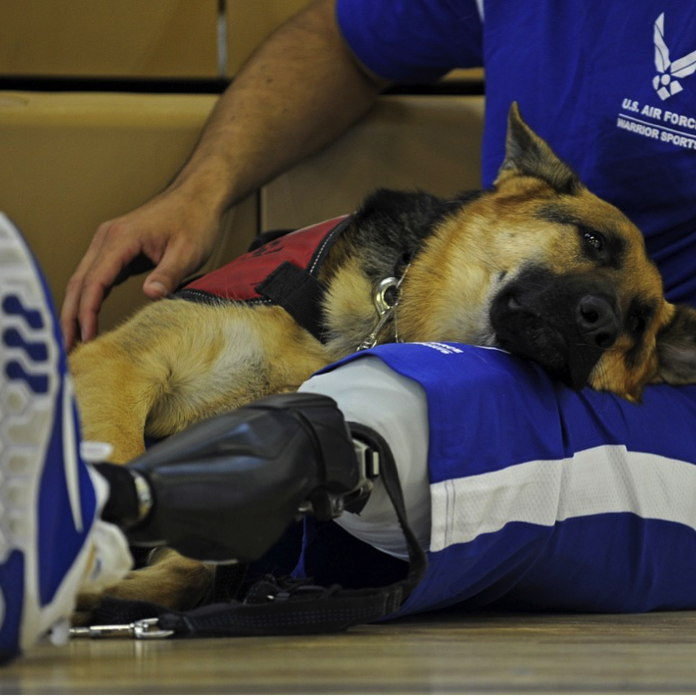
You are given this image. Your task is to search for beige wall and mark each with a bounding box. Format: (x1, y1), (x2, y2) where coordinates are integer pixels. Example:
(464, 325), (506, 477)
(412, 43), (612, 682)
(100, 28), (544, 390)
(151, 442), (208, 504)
(226, 1), (312, 76)
(0, 2), (480, 80)
(262, 96), (484, 230)
(0, 0), (220, 78)
(0, 92), (257, 332)
(0, 0), (314, 79)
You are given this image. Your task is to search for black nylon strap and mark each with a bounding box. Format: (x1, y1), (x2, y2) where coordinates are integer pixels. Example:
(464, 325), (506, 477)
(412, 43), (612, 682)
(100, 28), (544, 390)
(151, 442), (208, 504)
(157, 584), (404, 636)
(347, 422), (427, 599)
(255, 261), (327, 342)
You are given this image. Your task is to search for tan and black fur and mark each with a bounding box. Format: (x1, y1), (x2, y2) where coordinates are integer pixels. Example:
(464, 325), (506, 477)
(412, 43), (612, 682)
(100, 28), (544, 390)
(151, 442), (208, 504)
(70, 103), (696, 616)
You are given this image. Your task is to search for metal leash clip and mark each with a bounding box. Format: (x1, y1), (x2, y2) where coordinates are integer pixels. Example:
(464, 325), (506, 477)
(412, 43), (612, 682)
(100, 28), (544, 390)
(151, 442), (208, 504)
(69, 617), (174, 640)
(357, 276), (400, 351)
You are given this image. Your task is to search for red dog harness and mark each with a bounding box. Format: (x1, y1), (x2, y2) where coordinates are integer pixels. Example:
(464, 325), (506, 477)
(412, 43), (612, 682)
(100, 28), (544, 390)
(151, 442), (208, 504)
(177, 215), (352, 342)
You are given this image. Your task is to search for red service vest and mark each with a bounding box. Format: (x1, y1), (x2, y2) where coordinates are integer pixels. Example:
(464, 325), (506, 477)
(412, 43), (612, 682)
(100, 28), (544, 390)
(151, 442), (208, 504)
(177, 215), (351, 341)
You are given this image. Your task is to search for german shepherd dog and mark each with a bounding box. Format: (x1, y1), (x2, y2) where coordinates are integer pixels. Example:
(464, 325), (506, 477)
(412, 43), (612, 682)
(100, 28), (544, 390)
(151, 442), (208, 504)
(71, 103), (696, 615)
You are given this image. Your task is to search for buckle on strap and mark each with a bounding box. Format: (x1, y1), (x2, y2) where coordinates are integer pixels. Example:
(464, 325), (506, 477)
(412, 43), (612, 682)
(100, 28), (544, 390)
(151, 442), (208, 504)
(353, 436), (380, 480)
(341, 425), (383, 515)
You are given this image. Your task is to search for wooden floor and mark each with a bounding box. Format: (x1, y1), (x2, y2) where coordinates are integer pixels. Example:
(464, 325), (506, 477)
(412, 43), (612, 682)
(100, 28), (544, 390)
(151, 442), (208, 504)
(4, 611), (696, 694)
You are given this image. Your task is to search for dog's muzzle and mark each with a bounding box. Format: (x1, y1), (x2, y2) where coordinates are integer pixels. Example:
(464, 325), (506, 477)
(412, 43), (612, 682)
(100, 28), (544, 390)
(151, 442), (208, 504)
(490, 268), (620, 390)
(575, 295), (618, 350)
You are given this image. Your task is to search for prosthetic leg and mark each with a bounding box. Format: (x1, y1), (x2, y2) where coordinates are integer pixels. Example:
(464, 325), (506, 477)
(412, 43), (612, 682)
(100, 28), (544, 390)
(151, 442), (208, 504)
(91, 392), (425, 635)
(95, 393), (379, 563)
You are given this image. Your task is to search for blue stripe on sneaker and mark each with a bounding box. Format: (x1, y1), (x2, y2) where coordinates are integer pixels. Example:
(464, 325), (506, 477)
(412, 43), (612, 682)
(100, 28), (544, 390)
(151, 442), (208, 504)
(1, 295), (44, 330)
(0, 551), (24, 661)
(3, 293), (51, 395)
(3, 328), (49, 362)
(4, 361), (49, 395)
(37, 380), (97, 606)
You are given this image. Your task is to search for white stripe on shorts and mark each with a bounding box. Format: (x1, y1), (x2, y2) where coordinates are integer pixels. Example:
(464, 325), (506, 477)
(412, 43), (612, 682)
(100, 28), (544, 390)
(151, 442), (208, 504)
(430, 445), (696, 552)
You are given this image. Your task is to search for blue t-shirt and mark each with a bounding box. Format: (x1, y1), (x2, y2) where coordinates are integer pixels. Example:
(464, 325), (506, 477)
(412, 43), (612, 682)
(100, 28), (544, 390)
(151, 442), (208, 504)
(337, 0), (696, 305)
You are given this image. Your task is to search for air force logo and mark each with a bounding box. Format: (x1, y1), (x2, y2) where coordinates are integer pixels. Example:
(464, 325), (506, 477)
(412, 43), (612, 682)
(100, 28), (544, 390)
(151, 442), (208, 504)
(654, 13), (696, 100)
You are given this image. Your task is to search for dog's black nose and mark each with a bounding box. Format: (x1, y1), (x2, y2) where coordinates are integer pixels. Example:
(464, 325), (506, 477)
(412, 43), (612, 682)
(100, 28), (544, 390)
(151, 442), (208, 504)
(576, 295), (618, 348)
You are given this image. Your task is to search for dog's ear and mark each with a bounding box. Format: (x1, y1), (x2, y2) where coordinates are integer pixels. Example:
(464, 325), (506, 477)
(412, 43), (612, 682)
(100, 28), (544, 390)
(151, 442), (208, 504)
(655, 303), (696, 385)
(496, 102), (582, 195)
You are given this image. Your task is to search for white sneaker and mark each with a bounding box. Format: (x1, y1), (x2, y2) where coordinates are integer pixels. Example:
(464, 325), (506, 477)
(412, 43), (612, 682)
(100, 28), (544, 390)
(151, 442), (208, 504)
(0, 213), (101, 661)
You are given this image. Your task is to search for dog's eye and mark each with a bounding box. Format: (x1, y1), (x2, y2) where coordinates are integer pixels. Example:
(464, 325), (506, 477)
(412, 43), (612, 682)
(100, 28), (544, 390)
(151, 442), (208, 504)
(630, 314), (646, 335)
(583, 230), (604, 252)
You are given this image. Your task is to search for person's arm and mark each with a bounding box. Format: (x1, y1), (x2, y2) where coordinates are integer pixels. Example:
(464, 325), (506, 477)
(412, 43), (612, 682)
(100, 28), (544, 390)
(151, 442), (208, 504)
(60, 0), (389, 350)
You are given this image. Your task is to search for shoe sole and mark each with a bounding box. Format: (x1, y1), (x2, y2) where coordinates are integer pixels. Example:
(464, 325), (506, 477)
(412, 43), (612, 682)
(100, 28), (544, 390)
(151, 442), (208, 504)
(0, 213), (60, 660)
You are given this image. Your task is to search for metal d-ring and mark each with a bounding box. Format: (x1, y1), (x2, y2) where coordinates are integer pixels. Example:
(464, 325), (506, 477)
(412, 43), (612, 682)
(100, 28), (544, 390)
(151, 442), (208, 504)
(356, 276), (400, 352)
(374, 277), (399, 316)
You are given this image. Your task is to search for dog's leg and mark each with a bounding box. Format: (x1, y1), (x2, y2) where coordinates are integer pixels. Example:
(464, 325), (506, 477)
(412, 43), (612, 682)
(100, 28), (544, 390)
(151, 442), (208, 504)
(140, 303), (335, 440)
(73, 549), (214, 625)
(69, 337), (156, 463)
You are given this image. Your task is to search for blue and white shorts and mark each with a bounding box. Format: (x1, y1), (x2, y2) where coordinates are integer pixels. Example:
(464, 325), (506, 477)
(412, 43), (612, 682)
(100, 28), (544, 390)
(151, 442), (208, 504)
(300, 342), (696, 617)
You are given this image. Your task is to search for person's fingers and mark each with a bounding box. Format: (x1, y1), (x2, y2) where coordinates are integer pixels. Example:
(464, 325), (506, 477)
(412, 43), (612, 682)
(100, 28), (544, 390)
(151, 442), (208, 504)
(61, 222), (113, 349)
(60, 283), (81, 352)
(75, 250), (143, 344)
(142, 237), (209, 300)
(74, 277), (107, 345)
(60, 194), (220, 349)
(61, 220), (146, 348)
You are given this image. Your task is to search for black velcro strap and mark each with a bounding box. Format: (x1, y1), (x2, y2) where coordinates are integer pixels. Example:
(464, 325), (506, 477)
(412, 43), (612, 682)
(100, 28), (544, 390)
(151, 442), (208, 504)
(255, 261), (327, 342)
(157, 580), (405, 636)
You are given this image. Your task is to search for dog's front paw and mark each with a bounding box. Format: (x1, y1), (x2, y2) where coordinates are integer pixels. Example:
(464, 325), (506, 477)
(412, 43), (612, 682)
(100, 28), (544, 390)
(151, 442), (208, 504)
(72, 550), (215, 626)
(72, 590), (105, 627)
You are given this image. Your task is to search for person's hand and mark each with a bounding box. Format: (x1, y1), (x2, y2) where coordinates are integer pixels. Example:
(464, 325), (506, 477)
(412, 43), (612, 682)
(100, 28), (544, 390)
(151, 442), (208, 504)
(61, 190), (220, 351)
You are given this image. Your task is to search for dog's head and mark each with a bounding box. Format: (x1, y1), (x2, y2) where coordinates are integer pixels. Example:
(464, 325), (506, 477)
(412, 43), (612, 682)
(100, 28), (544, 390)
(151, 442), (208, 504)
(408, 103), (696, 400)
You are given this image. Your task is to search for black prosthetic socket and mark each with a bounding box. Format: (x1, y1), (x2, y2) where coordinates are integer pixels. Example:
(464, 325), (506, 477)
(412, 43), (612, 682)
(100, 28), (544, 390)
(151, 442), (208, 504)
(123, 393), (368, 564)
